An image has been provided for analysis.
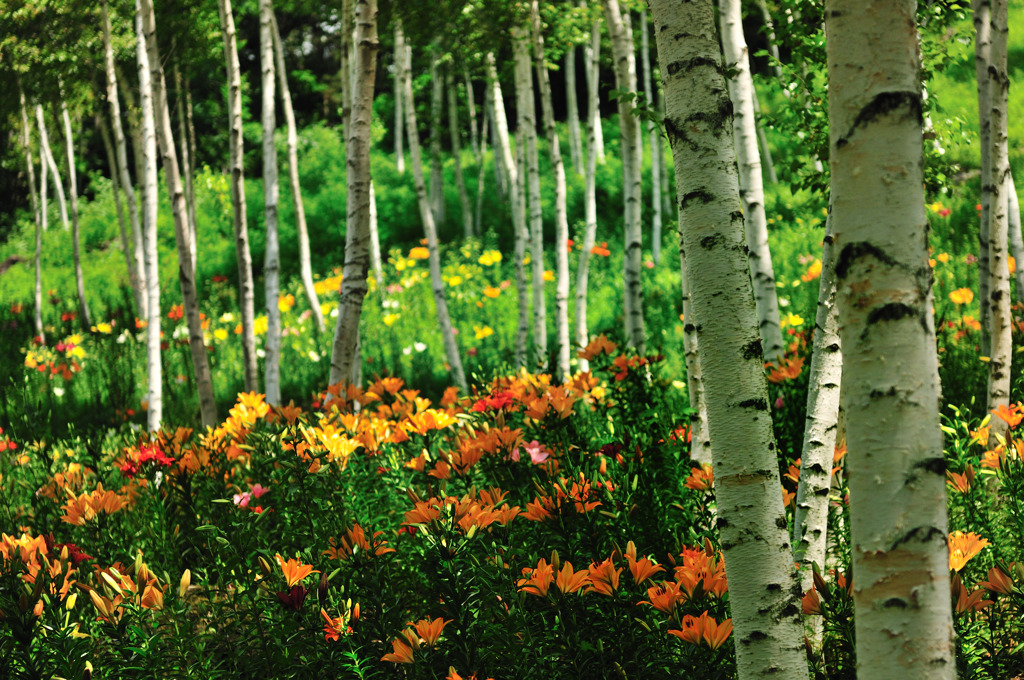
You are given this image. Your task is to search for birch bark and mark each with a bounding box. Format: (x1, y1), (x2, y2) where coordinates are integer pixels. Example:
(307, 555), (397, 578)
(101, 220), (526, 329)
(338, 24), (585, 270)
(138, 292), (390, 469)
(827, 1), (955, 675)
(464, 66), (480, 162)
(974, 0), (992, 354)
(719, 0), (785, 362)
(530, 0), (571, 377)
(429, 49), (445, 226)
(401, 40), (468, 392)
(604, 0), (645, 352)
(581, 1), (604, 164)
(639, 6), (663, 265)
(271, 11), (325, 333)
(329, 0), (379, 389)
(651, 1), (808, 674)
(394, 24), (405, 175)
(173, 65), (198, 275)
(61, 96), (92, 329)
(141, 0), (218, 429)
(446, 69), (474, 239)
(565, 48), (583, 176)
(259, 0), (282, 405)
(217, 0), (260, 392)
(1009, 174), (1024, 299)
(35, 105), (69, 231)
(96, 113), (135, 286)
(18, 88), (45, 342)
(679, 250), (711, 464)
(485, 52), (515, 204)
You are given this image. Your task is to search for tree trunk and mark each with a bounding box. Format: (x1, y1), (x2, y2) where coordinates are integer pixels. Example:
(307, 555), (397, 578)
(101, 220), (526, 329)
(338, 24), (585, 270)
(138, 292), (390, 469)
(19, 87), (45, 343)
(340, 0), (352, 122)
(259, 0), (282, 405)
(173, 65), (198, 275)
(485, 52), (514, 205)
(463, 66), (480, 162)
(974, 0), (992, 355)
(679, 250), (711, 464)
(35, 105), (69, 231)
(565, 48), (584, 176)
(581, 0), (604, 165)
(446, 69), (474, 239)
(116, 65), (147, 209)
(792, 207), (842, 600)
(136, 0), (162, 431)
(103, 0), (147, 318)
(474, 92), (489, 236)
(574, 8), (601, 369)
(651, 1), (808, 675)
(751, 92), (778, 185)
(719, 0), (785, 363)
(271, 11), (325, 333)
(97, 112), (135, 287)
(369, 181), (383, 288)
(605, 0), (645, 352)
(639, 6), (663, 265)
(400, 38), (468, 392)
(827, 1), (955, 675)
(141, 0), (218, 429)
(329, 0), (379, 389)
(513, 25), (547, 366)
(429, 49), (445, 226)
(60, 96), (92, 329)
(530, 0), (571, 377)
(394, 24), (405, 175)
(218, 0), (260, 392)
(986, 0), (1011, 438)
(1009, 174), (1024, 300)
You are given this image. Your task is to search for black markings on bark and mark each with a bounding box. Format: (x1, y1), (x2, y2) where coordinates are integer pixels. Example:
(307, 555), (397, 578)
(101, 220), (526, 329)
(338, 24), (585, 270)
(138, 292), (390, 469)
(741, 339), (763, 360)
(684, 96), (734, 136)
(836, 91), (923, 148)
(834, 241), (899, 279)
(913, 457), (946, 476)
(738, 397), (768, 411)
(767, 582), (782, 591)
(883, 597), (908, 609)
(775, 516), (787, 529)
(700, 233), (725, 250)
(716, 517), (729, 530)
(666, 56), (722, 78)
(681, 189), (714, 209)
(890, 525), (946, 550)
(869, 386), (897, 400)
(744, 631), (769, 644)
(866, 302), (916, 326)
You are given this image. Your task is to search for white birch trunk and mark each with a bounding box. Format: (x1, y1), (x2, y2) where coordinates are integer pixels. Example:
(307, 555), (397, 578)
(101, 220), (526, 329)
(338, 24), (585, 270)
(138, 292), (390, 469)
(513, 25), (547, 366)
(103, 0), (147, 318)
(679, 250), (711, 464)
(574, 8), (602, 368)
(369, 181), (383, 287)
(986, 0), (1011, 438)
(581, 0), (604, 164)
(141, 0), (218, 429)
(173, 66), (198, 275)
(260, 0), (282, 405)
(975, 0), (992, 355)
(605, 0), (645, 352)
(719, 0), (785, 363)
(136, 0), (162, 431)
(35, 105), (68, 231)
(474, 92), (489, 236)
(394, 24), (405, 175)
(530, 0), (571, 377)
(792, 209), (842, 597)
(1009, 174), (1024, 300)
(565, 48), (584, 176)
(446, 69), (474, 239)
(329, 0), (378, 389)
(429, 50), (445, 226)
(18, 88), (45, 343)
(513, 131), (530, 368)
(61, 97), (92, 329)
(751, 92), (778, 185)
(401, 40), (468, 392)
(640, 6), (663, 265)
(651, 1), (808, 674)
(485, 53), (515, 205)
(218, 0), (260, 392)
(271, 11), (325, 334)
(463, 66), (480, 162)
(97, 113), (135, 286)
(826, 1), (955, 674)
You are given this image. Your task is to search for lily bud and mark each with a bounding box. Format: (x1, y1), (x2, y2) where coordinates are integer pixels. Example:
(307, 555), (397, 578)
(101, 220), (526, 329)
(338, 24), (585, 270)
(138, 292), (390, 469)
(178, 569), (191, 599)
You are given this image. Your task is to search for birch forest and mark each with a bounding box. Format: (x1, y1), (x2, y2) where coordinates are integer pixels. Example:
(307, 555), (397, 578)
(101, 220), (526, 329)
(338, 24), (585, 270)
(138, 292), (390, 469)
(0, 0), (1023, 678)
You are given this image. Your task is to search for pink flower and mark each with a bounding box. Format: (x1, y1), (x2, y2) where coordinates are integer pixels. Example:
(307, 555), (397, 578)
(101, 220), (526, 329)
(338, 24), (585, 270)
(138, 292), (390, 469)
(523, 440), (550, 465)
(251, 483), (270, 499)
(233, 491), (252, 508)
(774, 396), (785, 410)
(966, 254), (978, 265)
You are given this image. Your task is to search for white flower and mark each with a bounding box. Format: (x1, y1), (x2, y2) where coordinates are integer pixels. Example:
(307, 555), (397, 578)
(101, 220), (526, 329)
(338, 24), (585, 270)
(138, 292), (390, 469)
(53, 386), (65, 397)
(220, 312), (236, 323)
(308, 350), (320, 363)
(116, 331), (129, 344)
(256, 348), (266, 359)
(414, 342), (427, 353)
(383, 298), (400, 309)
(402, 346), (412, 356)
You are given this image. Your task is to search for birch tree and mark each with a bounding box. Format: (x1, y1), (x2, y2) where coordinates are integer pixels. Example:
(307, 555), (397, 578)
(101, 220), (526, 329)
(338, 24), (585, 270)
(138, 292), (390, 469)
(60, 94), (92, 329)
(604, 0), (645, 352)
(271, 11), (324, 333)
(35, 105), (69, 231)
(565, 48), (583, 176)
(581, 0), (604, 164)
(974, 0), (992, 353)
(651, 0), (808, 675)
(446, 68), (474, 238)
(719, 0), (785, 362)
(140, 0), (218, 428)
(173, 65), (197, 274)
(136, 0), (162, 431)
(827, 0), (955, 674)
(400, 37), (468, 392)
(330, 0), (379, 388)
(1009, 175), (1024, 299)
(260, 0), (282, 405)
(96, 113), (135, 292)
(217, 0), (260, 392)
(639, 6), (663, 265)
(679, 250), (711, 464)
(429, 48), (445, 225)
(394, 24), (405, 175)
(18, 88), (45, 343)
(530, 0), (570, 377)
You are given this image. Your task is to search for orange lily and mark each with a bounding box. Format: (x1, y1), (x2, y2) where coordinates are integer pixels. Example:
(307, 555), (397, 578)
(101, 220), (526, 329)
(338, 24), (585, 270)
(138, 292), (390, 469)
(381, 630), (418, 663)
(412, 617), (451, 646)
(948, 532), (990, 572)
(275, 554), (319, 588)
(517, 558), (555, 597)
(586, 556), (621, 596)
(978, 566), (1014, 595)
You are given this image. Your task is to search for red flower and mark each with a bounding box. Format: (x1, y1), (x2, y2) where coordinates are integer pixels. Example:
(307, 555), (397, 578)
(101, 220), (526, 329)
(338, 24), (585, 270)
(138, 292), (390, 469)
(277, 585), (308, 611)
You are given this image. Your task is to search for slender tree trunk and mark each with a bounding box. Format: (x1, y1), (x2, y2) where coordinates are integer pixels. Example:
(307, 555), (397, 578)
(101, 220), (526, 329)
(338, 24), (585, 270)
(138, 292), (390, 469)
(97, 112), (135, 286)
(464, 66), (480, 162)
(340, 0), (352, 122)
(513, 25), (547, 366)
(19, 88), (45, 343)
(329, 0), (379, 388)
(474, 93), (489, 236)
(986, 0), (1011, 438)
(446, 69), (474, 239)
(581, 1), (605, 164)
(35, 105), (69, 231)
(639, 6), (663, 265)
(530, 0), (571, 377)
(117, 66), (147, 209)
(975, 0), (993, 355)
(565, 48), (584, 176)
(792, 207), (842, 600)
(1009, 174), (1024, 300)
(485, 52), (514, 205)
(651, 1), (808, 675)
(173, 65), (198, 275)
(429, 49), (446, 226)
(400, 39), (468, 392)
(605, 0), (645, 352)
(141, 0), (218, 429)
(271, 11), (325, 334)
(60, 96), (91, 329)
(136, 0), (162, 431)
(103, 0), (147, 318)
(751, 92), (778, 185)
(679, 250), (711, 464)
(756, 0), (784, 80)
(574, 8), (602, 368)
(259, 0), (282, 405)
(720, 0), (785, 363)
(369, 181), (383, 287)
(394, 24), (405, 175)
(218, 0), (260, 392)
(827, 1), (955, 675)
